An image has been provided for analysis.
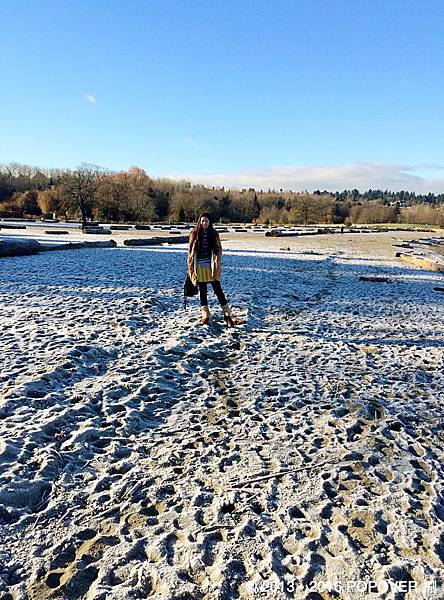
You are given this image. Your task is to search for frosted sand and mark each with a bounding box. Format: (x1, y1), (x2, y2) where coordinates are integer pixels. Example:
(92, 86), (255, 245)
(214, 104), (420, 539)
(0, 232), (443, 599)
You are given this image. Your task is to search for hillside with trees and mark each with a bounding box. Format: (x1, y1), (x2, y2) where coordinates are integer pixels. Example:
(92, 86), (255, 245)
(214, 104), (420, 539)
(1, 162), (444, 226)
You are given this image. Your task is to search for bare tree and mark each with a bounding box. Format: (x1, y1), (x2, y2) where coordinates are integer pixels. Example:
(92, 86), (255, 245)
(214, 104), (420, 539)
(59, 164), (108, 226)
(38, 187), (64, 217)
(293, 196), (311, 225)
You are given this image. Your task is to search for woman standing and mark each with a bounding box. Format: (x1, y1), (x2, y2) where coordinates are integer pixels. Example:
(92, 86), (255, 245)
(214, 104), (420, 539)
(187, 213), (234, 327)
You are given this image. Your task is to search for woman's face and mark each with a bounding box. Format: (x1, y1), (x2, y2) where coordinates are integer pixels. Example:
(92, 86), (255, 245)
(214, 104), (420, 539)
(200, 216), (210, 229)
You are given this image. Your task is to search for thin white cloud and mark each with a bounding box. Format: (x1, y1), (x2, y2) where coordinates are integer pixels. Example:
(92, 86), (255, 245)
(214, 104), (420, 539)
(84, 94), (97, 104)
(186, 137), (199, 150)
(179, 162), (444, 194)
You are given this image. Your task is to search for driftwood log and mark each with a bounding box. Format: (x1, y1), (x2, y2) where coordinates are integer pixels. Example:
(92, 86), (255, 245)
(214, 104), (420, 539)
(124, 236), (189, 246)
(0, 239), (117, 258)
(398, 253), (444, 273)
(41, 240), (117, 251)
(0, 239), (41, 257)
(359, 276), (391, 283)
(82, 226), (112, 234)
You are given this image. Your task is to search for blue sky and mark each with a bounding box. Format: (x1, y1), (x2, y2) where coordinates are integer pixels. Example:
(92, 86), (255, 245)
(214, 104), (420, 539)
(2, 0), (444, 192)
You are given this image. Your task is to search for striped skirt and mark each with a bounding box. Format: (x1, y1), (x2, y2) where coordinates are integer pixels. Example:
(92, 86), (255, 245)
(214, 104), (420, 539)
(196, 258), (213, 283)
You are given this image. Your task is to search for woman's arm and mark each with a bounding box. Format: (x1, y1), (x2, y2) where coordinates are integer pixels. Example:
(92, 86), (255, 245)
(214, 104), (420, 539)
(214, 231), (222, 258)
(188, 231), (197, 281)
(212, 231), (222, 280)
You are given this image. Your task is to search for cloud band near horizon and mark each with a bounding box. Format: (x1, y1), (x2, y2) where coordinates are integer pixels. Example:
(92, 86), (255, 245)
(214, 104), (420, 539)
(178, 162), (444, 194)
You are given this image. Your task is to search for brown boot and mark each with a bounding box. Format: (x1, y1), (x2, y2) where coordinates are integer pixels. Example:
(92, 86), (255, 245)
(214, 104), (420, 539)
(200, 306), (210, 325)
(222, 304), (234, 328)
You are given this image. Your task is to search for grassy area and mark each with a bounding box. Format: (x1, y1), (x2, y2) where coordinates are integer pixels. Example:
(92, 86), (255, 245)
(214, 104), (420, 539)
(358, 223), (444, 230)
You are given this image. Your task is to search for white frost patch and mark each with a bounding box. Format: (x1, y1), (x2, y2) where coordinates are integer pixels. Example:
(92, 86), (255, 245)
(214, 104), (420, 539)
(0, 238), (443, 599)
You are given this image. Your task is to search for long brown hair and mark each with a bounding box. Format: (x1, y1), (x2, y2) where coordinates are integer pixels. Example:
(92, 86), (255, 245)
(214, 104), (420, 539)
(194, 212), (217, 251)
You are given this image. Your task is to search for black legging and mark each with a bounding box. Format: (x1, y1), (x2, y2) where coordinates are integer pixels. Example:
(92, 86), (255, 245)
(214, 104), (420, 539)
(198, 281), (227, 307)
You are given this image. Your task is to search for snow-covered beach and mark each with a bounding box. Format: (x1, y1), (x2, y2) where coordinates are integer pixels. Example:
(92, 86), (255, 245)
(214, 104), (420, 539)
(1, 231), (443, 599)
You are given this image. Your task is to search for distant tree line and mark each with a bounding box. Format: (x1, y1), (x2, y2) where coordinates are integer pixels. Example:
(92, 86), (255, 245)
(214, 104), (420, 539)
(1, 162), (444, 226)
